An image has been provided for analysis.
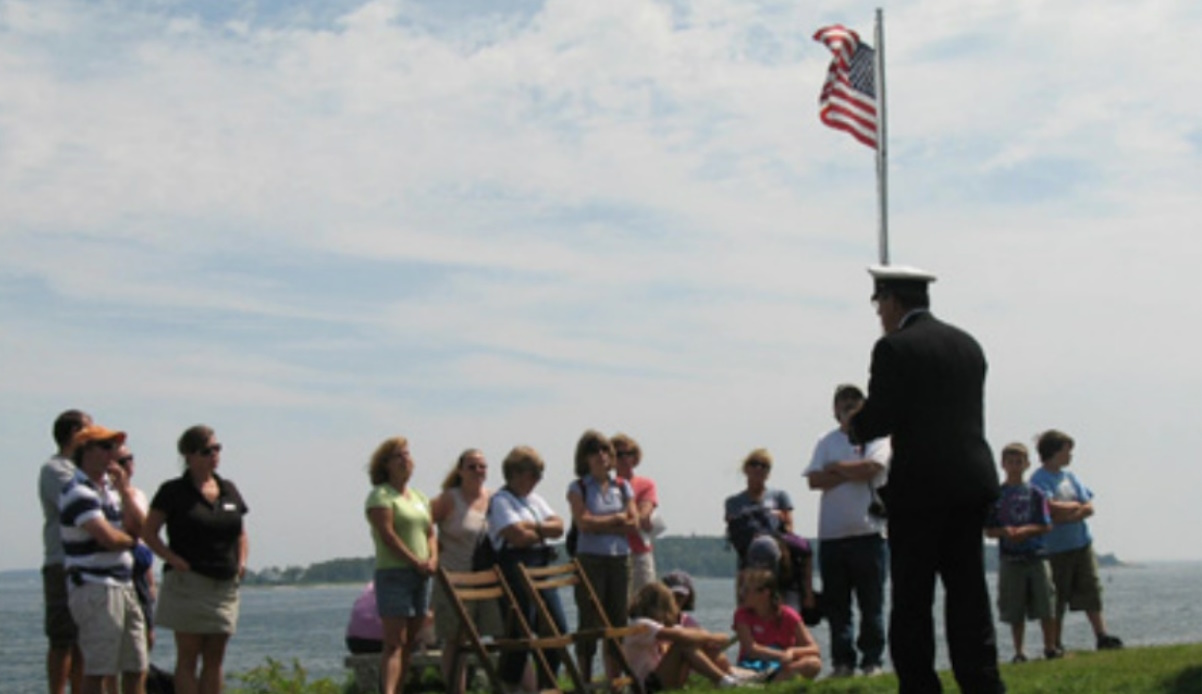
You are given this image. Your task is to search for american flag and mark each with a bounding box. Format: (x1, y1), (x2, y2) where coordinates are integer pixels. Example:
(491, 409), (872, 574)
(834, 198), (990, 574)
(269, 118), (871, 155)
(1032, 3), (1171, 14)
(814, 25), (877, 149)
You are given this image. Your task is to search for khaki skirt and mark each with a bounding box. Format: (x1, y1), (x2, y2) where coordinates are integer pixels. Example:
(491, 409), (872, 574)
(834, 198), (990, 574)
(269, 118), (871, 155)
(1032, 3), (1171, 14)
(155, 570), (240, 635)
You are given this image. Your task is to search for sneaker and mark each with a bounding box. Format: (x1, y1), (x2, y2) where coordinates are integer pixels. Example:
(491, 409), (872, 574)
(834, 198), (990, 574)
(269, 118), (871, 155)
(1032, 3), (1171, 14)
(862, 665), (885, 676)
(719, 673), (763, 689)
(1097, 634), (1124, 650)
(1010, 653), (1028, 664)
(829, 664), (855, 678)
(1044, 646), (1064, 660)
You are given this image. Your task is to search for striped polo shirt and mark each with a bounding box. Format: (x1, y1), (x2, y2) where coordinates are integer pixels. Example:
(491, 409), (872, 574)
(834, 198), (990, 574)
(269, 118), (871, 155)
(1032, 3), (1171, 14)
(59, 469), (133, 586)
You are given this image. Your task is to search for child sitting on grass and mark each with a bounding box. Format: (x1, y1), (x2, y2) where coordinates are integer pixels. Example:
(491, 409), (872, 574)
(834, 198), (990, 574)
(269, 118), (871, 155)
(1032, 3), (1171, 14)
(733, 568), (822, 683)
(661, 570), (736, 674)
(623, 582), (749, 691)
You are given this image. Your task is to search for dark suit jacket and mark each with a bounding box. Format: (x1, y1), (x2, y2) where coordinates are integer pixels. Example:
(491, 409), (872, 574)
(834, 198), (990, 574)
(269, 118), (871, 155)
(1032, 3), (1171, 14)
(850, 311), (1000, 513)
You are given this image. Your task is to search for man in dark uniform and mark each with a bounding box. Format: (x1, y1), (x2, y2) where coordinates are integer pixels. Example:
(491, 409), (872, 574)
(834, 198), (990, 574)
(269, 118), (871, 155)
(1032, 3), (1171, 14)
(850, 265), (1004, 694)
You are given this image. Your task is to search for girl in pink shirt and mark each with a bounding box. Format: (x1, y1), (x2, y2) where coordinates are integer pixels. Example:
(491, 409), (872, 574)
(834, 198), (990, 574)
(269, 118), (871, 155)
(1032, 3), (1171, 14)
(733, 569), (822, 682)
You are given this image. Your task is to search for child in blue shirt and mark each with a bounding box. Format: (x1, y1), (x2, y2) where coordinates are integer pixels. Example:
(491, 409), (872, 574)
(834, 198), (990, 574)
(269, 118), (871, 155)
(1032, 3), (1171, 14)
(1029, 429), (1122, 653)
(984, 443), (1056, 662)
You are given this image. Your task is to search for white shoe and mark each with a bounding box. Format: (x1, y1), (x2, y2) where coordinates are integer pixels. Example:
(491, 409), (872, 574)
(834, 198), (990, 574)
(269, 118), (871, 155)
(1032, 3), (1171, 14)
(862, 665), (884, 677)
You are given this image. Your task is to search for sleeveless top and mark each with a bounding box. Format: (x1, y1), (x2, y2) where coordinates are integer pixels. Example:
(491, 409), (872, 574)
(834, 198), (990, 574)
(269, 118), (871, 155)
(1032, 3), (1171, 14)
(437, 487), (490, 572)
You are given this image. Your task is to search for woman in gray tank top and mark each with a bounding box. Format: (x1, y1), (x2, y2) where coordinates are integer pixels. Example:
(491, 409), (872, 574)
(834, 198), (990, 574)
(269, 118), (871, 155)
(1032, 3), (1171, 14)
(429, 449), (502, 693)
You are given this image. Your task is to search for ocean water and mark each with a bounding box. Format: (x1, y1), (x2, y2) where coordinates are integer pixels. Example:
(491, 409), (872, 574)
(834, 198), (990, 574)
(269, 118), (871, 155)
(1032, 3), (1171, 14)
(2, 562), (1200, 692)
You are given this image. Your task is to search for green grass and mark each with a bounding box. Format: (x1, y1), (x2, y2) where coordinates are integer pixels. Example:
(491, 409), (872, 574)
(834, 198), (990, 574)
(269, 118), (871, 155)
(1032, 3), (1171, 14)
(688, 643), (1202, 693)
(227, 643), (1202, 693)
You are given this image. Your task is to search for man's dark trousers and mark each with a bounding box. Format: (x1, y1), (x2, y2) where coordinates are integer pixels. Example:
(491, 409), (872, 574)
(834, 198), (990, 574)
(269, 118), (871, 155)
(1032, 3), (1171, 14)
(888, 503), (1004, 694)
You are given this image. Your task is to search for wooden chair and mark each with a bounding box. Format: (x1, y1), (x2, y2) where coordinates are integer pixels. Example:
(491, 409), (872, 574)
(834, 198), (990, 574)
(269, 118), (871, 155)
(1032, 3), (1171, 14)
(436, 566), (572, 694)
(517, 559), (647, 694)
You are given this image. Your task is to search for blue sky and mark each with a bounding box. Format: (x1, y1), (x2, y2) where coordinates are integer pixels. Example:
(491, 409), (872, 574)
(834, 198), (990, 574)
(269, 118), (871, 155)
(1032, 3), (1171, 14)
(2, 0), (1199, 571)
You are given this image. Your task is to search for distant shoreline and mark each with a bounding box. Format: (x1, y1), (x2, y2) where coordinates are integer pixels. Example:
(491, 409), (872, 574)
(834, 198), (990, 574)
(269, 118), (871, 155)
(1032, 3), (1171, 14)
(1, 537), (1155, 584)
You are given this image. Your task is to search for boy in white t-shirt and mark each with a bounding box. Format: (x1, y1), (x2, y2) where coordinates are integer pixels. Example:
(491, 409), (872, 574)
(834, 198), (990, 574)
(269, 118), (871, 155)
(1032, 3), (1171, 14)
(804, 384), (890, 678)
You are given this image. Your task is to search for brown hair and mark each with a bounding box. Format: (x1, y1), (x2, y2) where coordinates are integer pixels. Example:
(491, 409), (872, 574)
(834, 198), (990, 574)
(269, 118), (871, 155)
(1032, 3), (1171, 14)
(178, 425), (215, 456)
(53, 410), (91, 450)
(739, 568), (782, 613)
(1001, 442), (1029, 461)
(574, 429), (613, 478)
(628, 582), (680, 626)
(1036, 430), (1074, 463)
(441, 448), (483, 490)
(368, 436), (409, 485)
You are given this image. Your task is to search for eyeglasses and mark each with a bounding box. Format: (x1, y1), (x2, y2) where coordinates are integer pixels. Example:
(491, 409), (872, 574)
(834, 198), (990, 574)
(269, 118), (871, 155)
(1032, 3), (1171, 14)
(199, 444), (223, 456)
(117, 455), (134, 466)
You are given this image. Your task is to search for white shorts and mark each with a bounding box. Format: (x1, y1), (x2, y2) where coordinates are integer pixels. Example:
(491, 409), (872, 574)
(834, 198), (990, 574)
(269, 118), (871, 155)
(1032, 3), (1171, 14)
(68, 581), (148, 676)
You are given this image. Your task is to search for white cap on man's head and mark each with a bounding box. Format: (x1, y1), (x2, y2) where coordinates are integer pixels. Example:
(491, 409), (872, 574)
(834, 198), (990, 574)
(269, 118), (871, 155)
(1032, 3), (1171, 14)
(868, 264), (937, 301)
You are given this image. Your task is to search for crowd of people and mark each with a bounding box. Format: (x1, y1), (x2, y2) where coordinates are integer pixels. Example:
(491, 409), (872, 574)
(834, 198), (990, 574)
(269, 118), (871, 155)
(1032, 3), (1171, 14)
(38, 265), (1123, 694)
(40, 414), (247, 694)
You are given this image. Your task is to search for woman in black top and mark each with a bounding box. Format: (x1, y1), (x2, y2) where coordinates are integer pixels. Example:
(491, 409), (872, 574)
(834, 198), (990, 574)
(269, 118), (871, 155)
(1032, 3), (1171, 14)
(143, 425), (248, 694)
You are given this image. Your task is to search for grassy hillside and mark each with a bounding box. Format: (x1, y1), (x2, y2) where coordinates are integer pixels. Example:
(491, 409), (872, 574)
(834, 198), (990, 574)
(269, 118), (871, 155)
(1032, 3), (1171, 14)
(229, 642), (1202, 693)
(703, 643), (1202, 693)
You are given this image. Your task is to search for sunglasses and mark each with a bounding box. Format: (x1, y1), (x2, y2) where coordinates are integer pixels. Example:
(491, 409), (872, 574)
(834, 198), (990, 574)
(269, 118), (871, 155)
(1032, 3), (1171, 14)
(91, 440), (118, 451)
(199, 444), (223, 456)
(615, 450), (637, 459)
(746, 461), (770, 470)
(117, 455), (134, 466)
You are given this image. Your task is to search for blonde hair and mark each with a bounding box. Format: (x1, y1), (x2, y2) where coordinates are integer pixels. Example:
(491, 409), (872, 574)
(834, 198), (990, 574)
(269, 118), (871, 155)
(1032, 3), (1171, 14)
(628, 582), (679, 625)
(742, 448), (773, 474)
(502, 445), (545, 483)
(441, 448), (483, 490)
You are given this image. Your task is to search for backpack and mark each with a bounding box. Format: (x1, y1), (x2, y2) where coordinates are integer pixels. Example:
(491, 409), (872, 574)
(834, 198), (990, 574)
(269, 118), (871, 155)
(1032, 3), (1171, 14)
(565, 477), (631, 557)
(726, 504), (778, 559)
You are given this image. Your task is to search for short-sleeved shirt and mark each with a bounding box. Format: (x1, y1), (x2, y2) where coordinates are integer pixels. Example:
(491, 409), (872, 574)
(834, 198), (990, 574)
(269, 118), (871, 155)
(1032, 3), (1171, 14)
(1028, 467), (1093, 554)
(568, 476), (634, 557)
(985, 483), (1052, 559)
(150, 473), (248, 580)
(59, 469), (133, 586)
(804, 429), (889, 540)
(41, 455), (76, 565)
(624, 475), (659, 554)
(486, 488), (556, 551)
(733, 605), (802, 661)
(622, 617), (665, 681)
(365, 484), (431, 570)
(724, 488), (793, 533)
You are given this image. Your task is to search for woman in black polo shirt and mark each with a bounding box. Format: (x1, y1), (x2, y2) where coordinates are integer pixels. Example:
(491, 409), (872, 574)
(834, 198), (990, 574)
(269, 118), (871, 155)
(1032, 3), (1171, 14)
(143, 425), (248, 694)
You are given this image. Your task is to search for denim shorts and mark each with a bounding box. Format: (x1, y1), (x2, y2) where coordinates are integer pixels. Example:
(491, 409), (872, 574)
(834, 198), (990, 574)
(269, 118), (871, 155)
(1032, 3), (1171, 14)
(374, 567), (431, 619)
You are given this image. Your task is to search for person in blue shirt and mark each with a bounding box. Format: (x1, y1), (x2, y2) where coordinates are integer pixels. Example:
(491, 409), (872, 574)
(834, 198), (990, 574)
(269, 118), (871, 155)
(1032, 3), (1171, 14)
(984, 443), (1056, 662)
(1028, 430), (1122, 653)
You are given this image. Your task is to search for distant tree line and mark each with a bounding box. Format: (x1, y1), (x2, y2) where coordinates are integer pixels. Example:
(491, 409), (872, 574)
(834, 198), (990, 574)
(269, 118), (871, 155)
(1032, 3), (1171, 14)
(241, 535), (1123, 586)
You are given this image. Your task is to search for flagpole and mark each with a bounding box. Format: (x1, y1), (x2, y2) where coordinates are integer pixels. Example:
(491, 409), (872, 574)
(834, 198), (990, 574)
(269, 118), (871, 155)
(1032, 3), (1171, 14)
(874, 8), (889, 265)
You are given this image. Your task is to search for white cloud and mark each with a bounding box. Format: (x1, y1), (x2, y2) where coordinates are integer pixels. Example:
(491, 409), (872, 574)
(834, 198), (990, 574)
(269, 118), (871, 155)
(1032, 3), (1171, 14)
(2, 0), (1200, 572)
